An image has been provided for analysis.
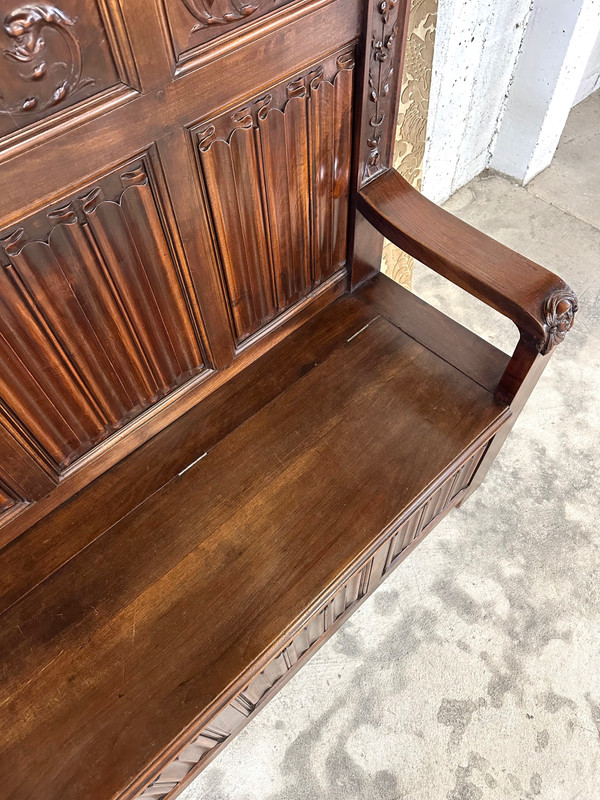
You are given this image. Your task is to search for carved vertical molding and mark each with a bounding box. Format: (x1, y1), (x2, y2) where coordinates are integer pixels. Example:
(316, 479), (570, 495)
(0, 166), (206, 470)
(199, 115), (276, 342)
(331, 53), (355, 274)
(258, 85), (311, 309)
(382, 0), (438, 288)
(197, 53), (355, 344)
(309, 68), (334, 283)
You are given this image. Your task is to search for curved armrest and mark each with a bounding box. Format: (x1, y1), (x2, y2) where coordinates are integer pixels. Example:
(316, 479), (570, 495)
(357, 169), (578, 354)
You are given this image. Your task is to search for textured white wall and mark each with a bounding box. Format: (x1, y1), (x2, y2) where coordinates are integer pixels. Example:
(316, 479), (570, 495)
(573, 27), (600, 104)
(491, 0), (600, 184)
(422, 0), (600, 201)
(421, 0), (532, 204)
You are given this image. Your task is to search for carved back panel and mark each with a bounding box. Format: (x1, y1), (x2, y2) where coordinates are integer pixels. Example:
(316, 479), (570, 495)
(197, 50), (354, 342)
(0, 0), (408, 545)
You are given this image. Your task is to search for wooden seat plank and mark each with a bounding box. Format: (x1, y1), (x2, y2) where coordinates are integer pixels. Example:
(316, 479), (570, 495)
(0, 294), (375, 618)
(0, 309), (509, 800)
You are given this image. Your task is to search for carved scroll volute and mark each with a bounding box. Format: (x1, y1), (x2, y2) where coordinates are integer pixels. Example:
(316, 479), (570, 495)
(0, 5), (93, 116)
(541, 289), (578, 354)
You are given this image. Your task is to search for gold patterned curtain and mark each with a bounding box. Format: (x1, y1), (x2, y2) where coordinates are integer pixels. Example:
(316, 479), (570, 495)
(381, 0), (438, 288)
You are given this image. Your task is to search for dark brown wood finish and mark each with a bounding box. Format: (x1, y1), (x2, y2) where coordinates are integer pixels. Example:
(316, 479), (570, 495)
(0, 0), (577, 798)
(0, 293), (511, 800)
(348, 0), (411, 288)
(0, 0), (363, 537)
(357, 168), (578, 354)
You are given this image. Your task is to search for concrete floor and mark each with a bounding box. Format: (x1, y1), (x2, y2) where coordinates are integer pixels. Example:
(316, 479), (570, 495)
(181, 91), (600, 800)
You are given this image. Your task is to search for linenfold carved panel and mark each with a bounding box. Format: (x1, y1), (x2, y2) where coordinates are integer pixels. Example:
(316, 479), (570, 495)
(0, 1), (136, 140)
(0, 158), (206, 472)
(196, 50), (355, 343)
(138, 562), (371, 800)
(165, 0), (295, 67)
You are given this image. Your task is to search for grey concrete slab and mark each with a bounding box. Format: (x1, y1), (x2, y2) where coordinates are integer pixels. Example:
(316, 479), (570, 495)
(527, 90), (600, 229)
(181, 115), (600, 800)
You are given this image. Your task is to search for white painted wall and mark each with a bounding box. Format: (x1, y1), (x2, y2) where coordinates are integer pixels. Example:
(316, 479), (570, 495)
(491, 0), (600, 184)
(421, 0), (532, 204)
(422, 0), (600, 201)
(573, 27), (600, 104)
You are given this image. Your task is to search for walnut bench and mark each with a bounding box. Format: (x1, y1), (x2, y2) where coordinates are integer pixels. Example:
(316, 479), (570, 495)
(0, 0), (576, 798)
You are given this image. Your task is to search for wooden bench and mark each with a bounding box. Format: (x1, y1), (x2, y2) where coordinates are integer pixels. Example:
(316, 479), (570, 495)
(0, 1), (577, 799)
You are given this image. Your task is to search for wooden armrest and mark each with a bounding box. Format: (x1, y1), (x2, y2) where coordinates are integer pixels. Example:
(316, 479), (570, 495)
(357, 169), (578, 354)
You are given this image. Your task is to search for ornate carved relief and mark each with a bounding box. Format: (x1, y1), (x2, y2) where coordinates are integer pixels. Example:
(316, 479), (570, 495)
(0, 1), (135, 140)
(363, 0), (402, 181)
(165, 0), (294, 68)
(541, 289), (578, 354)
(196, 51), (355, 343)
(182, 0), (259, 31)
(0, 161), (206, 470)
(0, 5), (92, 116)
(138, 562), (372, 800)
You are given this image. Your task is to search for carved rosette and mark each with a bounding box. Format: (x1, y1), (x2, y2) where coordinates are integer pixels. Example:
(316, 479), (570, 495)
(541, 289), (578, 355)
(0, 4), (93, 116)
(363, 0), (401, 182)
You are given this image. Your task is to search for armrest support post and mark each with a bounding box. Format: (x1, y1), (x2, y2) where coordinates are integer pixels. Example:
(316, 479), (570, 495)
(461, 335), (551, 502)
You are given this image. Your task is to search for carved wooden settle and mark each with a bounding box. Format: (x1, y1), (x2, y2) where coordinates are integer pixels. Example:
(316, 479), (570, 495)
(0, 1), (577, 799)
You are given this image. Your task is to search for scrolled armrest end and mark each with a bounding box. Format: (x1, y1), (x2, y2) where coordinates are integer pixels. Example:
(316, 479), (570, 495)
(541, 289), (579, 355)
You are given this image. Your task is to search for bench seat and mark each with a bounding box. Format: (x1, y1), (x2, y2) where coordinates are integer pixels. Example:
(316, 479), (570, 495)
(0, 275), (511, 800)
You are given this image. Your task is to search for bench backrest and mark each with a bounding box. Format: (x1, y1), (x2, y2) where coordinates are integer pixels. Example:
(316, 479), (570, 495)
(0, 0), (409, 547)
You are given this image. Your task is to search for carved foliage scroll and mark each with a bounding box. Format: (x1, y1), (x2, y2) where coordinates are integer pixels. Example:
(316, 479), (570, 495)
(182, 0), (259, 31)
(0, 164), (205, 471)
(363, 0), (402, 182)
(166, 0), (293, 65)
(0, 2), (126, 138)
(138, 562), (372, 800)
(0, 5), (92, 116)
(197, 52), (354, 343)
